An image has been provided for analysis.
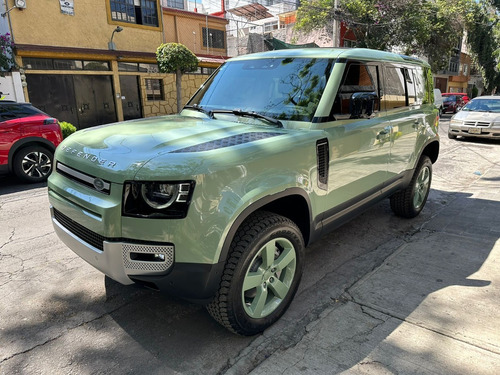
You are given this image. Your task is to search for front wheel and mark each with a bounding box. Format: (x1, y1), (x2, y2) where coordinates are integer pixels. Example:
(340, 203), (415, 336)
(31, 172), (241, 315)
(13, 146), (54, 183)
(390, 156), (432, 218)
(207, 211), (304, 335)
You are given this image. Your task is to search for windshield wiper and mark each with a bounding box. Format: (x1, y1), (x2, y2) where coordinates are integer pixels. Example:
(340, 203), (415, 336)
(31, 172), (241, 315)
(211, 109), (283, 128)
(183, 105), (214, 119)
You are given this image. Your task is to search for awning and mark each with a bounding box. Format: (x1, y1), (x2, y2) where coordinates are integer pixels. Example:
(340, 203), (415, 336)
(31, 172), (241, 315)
(227, 3), (273, 21)
(197, 55), (229, 66)
(265, 38), (319, 50)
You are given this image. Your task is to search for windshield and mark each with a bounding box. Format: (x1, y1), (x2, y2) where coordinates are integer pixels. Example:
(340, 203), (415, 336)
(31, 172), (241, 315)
(443, 96), (457, 102)
(462, 98), (500, 113)
(188, 57), (334, 122)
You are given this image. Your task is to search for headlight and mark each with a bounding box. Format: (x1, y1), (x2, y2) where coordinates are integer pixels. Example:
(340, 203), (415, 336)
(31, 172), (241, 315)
(450, 119), (462, 127)
(123, 181), (194, 219)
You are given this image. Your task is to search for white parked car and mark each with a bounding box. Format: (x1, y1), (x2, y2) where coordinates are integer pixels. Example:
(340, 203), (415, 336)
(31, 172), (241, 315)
(449, 96), (500, 140)
(433, 88), (443, 116)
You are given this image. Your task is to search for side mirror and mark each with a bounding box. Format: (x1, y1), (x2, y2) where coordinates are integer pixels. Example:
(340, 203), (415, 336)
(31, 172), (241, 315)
(349, 91), (377, 119)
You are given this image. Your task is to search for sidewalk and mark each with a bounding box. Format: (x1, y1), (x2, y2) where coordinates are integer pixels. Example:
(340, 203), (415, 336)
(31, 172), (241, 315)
(235, 164), (500, 374)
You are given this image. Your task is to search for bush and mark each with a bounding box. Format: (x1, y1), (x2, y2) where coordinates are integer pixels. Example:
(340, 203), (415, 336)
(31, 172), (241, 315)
(60, 121), (77, 139)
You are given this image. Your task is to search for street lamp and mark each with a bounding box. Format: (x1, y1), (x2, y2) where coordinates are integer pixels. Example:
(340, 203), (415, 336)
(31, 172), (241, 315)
(108, 26), (123, 51)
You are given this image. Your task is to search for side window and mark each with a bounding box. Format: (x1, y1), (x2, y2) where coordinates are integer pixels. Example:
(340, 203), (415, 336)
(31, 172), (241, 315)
(332, 63), (380, 120)
(405, 69), (416, 105)
(414, 67), (426, 105)
(382, 66), (406, 110)
(0, 106), (11, 122)
(10, 104), (44, 118)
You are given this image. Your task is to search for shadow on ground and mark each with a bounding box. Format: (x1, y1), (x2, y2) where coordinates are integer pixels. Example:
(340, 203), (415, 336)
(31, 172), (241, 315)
(0, 190), (498, 374)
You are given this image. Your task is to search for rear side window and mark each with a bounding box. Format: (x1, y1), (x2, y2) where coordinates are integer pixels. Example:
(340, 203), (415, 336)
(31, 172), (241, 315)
(332, 63), (380, 120)
(0, 104), (45, 122)
(382, 67), (406, 109)
(382, 66), (427, 109)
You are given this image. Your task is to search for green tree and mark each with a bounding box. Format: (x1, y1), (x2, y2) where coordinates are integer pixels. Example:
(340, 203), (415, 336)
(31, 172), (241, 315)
(156, 43), (199, 113)
(296, 0), (468, 71)
(465, 0), (500, 93)
(0, 33), (15, 77)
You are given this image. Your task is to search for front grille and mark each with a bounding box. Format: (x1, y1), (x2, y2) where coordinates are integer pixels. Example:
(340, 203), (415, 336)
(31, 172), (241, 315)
(53, 208), (105, 250)
(464, 121), (491, 127)
(56, 162), (111, 195)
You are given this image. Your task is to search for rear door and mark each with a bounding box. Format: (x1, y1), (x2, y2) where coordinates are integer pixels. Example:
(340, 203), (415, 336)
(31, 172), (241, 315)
(381, 64), (423, 178)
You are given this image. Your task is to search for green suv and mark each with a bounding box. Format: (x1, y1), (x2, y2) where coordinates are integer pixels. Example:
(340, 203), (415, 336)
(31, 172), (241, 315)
(48, 48), (439, 335)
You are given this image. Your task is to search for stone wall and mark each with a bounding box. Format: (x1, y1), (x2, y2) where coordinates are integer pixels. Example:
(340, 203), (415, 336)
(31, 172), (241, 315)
(141, 73), (210, 117)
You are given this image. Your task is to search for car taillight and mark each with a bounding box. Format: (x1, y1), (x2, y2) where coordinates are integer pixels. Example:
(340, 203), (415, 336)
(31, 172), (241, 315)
(43, 118), (57, 125)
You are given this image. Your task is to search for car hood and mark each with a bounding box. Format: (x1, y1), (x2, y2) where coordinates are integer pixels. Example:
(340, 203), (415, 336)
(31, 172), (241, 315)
(55, 115), (289, 182)
(453, 111), (500, 122)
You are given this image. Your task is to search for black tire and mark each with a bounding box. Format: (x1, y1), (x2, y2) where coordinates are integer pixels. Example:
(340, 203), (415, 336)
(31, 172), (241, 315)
(448, 132), (457, 139)
(390, 156), (432, 218)
(13, 146), (54, 183)
(207, 211), (305, 335)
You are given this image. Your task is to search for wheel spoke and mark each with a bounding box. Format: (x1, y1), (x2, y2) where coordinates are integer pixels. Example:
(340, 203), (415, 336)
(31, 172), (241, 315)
(250, 286), (268, 318)
(23, 163), (35, 175)
(261, 242), (275, 269)
(24, 153), (37, 164)
(268, 278), (289, 299)
(243, 272), (263, 292)
(414, 190), (423, 207)
(275, 246), (295, 271)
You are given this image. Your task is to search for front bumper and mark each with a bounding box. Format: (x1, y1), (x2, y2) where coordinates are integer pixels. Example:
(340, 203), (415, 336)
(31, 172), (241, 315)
(51, 206), (174, 285)
(51, 205), (224, 302)
(449, 123), (500, 139)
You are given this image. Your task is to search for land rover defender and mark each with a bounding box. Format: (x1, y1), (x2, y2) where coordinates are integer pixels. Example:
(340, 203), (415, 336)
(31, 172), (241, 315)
(48, 48), (439, 335)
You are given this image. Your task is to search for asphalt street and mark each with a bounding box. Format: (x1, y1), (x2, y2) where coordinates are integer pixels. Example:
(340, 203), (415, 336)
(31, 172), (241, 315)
(1, 116), (499, 374)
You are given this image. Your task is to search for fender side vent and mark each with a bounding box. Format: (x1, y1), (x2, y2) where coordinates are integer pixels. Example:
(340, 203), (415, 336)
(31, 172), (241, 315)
(316, 139), (329, 190)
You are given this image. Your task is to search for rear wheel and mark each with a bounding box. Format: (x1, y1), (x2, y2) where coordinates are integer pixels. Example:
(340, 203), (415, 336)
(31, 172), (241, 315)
(207, 211), (304, 335)
(390, 156), (432, 218)
(13, 146), (54, 183)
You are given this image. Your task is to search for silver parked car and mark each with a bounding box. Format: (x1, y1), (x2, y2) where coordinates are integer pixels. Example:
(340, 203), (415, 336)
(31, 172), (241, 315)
(449, 96), (500, 139)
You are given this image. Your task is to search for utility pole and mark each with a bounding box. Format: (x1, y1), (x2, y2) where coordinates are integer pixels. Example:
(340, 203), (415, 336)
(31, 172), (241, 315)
(332, 0), (339, 47)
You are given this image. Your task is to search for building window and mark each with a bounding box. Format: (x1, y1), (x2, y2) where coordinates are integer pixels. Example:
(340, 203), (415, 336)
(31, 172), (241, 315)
(23, 58), (110, 71)
(449, 61), (459, 73)
(264, 21), (279, 32)
(110, 0), (159, 27)
(202, 28), (225, 50)
(166, 0), (184, 10)
(190, 67), (217, 75)
(463, 64), (468, 76)
(145, 78), (164, 101)
(343, 39), (357, 48)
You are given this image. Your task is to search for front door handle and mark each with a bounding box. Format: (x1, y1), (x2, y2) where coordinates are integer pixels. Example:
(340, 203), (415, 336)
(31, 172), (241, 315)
(377, 126), (392, 140)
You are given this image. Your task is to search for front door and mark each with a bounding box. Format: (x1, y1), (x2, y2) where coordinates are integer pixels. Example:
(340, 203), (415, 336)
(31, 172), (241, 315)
(119, 76), (142, 120)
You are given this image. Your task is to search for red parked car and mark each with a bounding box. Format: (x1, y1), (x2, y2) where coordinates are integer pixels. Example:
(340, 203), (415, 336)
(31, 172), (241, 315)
(0, 101), (63, 183)
(442, 92), (469, 104)
(442, 95), (464, 114)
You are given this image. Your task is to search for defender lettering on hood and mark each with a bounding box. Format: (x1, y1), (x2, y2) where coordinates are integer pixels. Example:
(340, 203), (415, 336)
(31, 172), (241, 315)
(60, 145), (118, 169)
